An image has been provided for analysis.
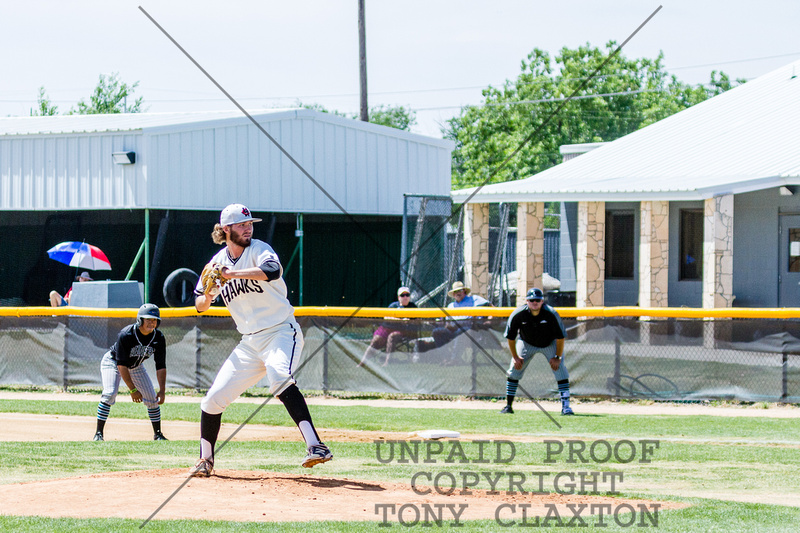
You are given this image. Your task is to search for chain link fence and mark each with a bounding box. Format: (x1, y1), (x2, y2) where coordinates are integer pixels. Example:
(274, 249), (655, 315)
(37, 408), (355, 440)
(1, 312), (798, 403)
(400, 194), (454, 308)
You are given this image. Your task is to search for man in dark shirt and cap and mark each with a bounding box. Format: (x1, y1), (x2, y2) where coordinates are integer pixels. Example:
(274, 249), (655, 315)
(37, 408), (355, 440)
(501, 287), (574, 415)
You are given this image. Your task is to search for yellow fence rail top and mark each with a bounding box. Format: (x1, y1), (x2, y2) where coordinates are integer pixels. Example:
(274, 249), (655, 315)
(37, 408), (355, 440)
(4, 306), (800, 319)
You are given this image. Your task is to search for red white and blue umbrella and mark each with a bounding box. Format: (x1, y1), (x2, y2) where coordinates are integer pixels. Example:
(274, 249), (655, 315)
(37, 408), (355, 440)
(47, 241), (112, 271)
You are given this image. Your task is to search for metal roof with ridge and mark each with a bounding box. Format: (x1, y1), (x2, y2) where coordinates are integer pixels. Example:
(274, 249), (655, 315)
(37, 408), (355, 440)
(453, 59), (800, 203)
(0, 108), (453, 214)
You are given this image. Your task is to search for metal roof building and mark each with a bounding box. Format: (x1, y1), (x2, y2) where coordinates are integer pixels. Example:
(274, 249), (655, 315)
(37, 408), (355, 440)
(453, 59), (800, 203)
(0, 108), (453, 215)
(450, 59), (800, 309)
(0, 109), (454, 307)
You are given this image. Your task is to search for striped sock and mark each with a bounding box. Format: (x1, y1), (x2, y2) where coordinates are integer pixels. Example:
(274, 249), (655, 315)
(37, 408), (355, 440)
(558, 379), (571, 409)
(147, 407), (161, 433)
(506, 379), (519, 405)
(96, 402), (111, 433)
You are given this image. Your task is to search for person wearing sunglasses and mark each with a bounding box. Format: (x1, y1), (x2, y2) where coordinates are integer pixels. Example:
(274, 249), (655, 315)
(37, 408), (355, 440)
(501, 287), (573, 416)
(415, 281), (493, 363)
(358, 286), (418, 367)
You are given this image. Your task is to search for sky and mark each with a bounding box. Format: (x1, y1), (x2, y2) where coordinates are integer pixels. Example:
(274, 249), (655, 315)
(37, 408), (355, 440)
(2, 1), (799, 138)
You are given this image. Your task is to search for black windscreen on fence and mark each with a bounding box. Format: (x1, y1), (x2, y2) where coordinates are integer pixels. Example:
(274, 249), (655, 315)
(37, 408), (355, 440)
(1, 314), (798, 402)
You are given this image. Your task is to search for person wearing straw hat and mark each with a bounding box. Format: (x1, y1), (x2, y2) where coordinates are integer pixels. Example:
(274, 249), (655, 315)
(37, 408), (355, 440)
(444, 281), (489, 308)
(49, 271), (93, 307)
(416, 281), (491, 356)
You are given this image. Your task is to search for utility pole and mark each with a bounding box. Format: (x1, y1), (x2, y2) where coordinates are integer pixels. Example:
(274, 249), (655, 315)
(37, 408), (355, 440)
(358, 0), (368, 122)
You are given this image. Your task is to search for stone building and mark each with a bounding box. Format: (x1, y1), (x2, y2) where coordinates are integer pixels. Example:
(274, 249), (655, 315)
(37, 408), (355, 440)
(452, 59), (800, 308)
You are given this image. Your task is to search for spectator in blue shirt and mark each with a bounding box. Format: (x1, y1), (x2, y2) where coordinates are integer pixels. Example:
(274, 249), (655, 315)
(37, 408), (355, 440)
(416, 281), (492, 359)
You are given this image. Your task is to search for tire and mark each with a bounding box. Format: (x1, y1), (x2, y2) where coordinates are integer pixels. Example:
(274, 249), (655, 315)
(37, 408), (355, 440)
(163, 268), (199, 307)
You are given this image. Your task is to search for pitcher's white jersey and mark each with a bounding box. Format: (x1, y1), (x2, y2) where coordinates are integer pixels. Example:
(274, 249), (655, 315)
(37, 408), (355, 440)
(195, 239), (293, 335)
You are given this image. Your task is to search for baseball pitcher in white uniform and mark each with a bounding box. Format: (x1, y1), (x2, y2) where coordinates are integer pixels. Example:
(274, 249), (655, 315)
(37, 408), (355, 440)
(189, 203), (332, 477)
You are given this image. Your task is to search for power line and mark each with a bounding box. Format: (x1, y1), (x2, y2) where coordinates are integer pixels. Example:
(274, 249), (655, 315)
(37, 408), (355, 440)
(134, 51), (799, 101)
(0, 86), (736, 117)
(485, 88), (660, 106)
(667, 51), (800, 71)
(412, 88), (661, 112)
(5, 52), (795, 108)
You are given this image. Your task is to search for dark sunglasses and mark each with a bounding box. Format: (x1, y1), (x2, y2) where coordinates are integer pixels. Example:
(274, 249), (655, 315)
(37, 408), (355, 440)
(527, 298), (543, 302)
(399, 293), (411, 297)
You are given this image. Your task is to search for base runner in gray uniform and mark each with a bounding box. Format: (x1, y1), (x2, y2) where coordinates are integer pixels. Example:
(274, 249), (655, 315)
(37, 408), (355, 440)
(501, 288), (574, 416)
(189, 203), (332, 477)
(93, 304), (169, 441)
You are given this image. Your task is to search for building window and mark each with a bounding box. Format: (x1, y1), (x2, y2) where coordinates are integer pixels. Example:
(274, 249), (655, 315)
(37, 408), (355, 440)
(789, 228), (800, 273)
(605, 211), (635, 279)
(680, 209), (703, 280)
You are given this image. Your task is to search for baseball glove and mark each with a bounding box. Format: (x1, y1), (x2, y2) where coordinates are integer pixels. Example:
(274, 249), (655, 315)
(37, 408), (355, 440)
(200, 262), (227, 297)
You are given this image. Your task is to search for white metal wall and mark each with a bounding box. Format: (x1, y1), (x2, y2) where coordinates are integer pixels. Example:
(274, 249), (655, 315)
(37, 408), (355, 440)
(0, 111), (452, 215)
(145, 115), (451, 215)
(0, 133), (143, 210)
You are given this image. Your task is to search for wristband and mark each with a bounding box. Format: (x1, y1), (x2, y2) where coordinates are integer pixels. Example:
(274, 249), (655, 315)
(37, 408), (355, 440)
(130, 388), (138, 393)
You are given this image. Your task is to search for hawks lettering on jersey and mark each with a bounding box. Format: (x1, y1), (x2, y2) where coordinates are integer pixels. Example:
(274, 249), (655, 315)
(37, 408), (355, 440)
(220, 278), (265, 304)
(195, 239), (294, 335)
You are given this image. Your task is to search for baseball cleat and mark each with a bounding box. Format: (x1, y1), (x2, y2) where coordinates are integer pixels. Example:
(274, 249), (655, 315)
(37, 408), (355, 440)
(561, 407), (575, 416)
(302, 443), (333, 468)
(93, 431), (104, 441)
(188, 458), (214, 477)
(153, 431), (168, 441)
(499, 405), (514, 414)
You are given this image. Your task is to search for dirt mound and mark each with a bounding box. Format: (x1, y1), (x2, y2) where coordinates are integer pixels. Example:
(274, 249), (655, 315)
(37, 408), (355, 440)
(0, 468), (684, 524)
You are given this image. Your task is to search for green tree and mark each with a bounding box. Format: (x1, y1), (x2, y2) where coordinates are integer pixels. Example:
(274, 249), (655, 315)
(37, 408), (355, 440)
(444, 43), (743, 189)
(300, 102), (416, 131)
(71, 73), (145, 114)
(30, 87), (58, 116)
(367, 104), (416, 131)
(299, 101), (349, 118)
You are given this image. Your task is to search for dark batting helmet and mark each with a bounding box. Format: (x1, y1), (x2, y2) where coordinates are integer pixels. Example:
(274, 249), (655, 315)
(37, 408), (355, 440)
(137, 303), (161, 327)
(526, 288), (545, 301)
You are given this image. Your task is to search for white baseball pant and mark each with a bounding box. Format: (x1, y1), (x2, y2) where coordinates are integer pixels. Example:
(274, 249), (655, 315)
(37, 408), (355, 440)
(201, 319), (303, 415)
(99, 351), (159, 408)
(506, 339), (570, 381)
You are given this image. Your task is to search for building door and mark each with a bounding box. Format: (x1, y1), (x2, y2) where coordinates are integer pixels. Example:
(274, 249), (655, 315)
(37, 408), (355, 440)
(779, 215), (800, 306)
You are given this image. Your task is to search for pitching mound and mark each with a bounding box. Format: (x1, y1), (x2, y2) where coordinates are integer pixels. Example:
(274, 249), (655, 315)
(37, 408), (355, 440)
(0, 468), (685, 524)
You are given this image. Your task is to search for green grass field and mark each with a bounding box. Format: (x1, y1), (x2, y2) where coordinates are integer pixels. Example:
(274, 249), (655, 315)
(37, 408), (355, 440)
(1, 395), (799, 532)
